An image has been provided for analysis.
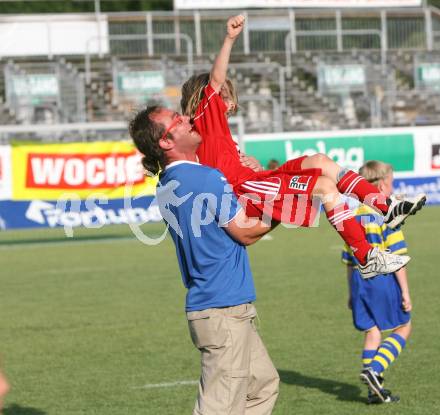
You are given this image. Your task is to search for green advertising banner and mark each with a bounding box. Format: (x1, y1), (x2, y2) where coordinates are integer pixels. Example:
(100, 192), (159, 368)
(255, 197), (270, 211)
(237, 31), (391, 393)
(415, 63), (440, 89)
(318, 64), (366, 94)
(11, 74), (59, 97)
(117, 71), (165, 95)
(244, 133), (415, 172)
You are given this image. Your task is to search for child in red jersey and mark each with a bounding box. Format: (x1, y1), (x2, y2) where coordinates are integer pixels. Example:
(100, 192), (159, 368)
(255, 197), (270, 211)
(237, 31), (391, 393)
(181, 15), (425, 278)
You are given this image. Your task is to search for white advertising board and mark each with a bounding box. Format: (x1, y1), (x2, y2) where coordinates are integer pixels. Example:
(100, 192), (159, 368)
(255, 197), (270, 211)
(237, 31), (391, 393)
(175, 0), (421, 10)
(0, 145), (12, 200)
(0, 14), (109, 57)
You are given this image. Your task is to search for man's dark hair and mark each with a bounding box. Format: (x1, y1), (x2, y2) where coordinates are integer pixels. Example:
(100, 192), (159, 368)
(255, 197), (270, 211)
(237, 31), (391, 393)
(129, 106), (166, 176)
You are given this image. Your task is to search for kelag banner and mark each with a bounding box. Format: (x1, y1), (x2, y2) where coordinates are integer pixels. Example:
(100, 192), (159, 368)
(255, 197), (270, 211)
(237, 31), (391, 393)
(243, 126), (440, 206)
(244, 131), (415, 173)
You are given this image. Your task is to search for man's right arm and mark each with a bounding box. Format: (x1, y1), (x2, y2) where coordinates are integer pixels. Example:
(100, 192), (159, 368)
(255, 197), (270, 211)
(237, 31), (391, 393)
(224, 209), (279, 246)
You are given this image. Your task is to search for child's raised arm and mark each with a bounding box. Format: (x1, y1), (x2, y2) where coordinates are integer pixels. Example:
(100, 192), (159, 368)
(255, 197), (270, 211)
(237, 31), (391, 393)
(210, 15), (245, 92)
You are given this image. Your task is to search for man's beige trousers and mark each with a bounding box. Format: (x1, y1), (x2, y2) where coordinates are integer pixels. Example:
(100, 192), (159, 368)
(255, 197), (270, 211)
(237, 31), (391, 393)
(187, 303), (279, 415)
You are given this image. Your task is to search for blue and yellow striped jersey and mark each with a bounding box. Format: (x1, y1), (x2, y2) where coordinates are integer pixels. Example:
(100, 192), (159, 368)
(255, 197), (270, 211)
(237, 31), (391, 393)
(342, 204), (407, 266)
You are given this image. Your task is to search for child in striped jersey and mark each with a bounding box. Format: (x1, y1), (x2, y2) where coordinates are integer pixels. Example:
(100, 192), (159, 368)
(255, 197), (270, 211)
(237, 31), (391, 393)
(342, 160), (412, 404)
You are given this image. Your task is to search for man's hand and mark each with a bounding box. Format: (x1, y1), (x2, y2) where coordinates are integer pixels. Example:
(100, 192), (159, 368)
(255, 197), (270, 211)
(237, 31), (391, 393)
(239, 153), (263, 172)
(227, 15), (245, 40)
(402, 291), (412, 312)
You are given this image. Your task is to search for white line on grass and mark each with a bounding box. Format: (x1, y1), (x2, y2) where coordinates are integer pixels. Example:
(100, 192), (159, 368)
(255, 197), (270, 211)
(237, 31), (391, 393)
(132, 380), (198, 389)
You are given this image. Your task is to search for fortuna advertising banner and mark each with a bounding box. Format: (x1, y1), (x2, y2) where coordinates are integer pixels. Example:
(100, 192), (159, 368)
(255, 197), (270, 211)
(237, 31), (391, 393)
(0, 197), (162, 230)
(174, 1), (421, 10)
(11, 141), (157, 201)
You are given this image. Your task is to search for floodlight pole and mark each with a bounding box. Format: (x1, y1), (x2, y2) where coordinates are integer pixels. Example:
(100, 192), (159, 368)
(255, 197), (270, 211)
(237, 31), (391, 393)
(95, 0), (103, 57)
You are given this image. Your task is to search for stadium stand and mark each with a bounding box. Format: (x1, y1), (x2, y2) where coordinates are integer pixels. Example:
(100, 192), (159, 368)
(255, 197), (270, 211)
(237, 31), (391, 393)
(2, 6), (440, 134)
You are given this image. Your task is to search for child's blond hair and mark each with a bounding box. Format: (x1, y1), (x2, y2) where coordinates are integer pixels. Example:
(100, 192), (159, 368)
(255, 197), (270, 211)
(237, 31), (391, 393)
(359, 160), (393, 186)
(181, 73), (238, 119)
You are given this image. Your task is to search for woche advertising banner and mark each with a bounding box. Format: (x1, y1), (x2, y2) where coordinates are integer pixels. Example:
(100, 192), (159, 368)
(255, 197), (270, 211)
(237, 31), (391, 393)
(11, 141), (157, 201)
(174, 0), (421, 10)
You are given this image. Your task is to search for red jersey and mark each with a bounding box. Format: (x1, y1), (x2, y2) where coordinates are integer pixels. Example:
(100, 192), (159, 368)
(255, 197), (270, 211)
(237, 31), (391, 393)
(193, 84), (255, 185)
(193, 83), (321, 227)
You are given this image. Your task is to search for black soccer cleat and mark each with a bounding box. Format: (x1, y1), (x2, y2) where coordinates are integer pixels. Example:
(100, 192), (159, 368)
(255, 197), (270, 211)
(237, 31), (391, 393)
(384, 193), (427, 229)
(367, 389), (400, 404)
(360, 367), (389, 403)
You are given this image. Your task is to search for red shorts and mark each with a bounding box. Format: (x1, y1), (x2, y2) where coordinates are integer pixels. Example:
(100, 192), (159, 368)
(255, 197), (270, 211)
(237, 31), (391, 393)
(234, 156), (322, 227)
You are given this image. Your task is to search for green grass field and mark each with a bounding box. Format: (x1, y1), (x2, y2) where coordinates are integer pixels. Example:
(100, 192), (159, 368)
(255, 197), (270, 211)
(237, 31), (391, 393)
(1, 207), (439, 415)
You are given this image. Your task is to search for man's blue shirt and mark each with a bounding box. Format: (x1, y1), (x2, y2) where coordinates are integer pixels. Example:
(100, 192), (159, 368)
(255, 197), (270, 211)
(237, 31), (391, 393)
(156, 161), (256, 311)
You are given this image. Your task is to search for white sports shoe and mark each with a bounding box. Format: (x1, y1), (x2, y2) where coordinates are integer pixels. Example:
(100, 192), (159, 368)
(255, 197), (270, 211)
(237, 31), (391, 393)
(384, 193), (426, 229)
(357, 247), (410, 279)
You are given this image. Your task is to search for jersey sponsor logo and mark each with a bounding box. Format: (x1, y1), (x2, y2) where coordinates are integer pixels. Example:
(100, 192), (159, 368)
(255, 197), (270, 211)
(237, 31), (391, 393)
(289, 175), (311, 191)
(25, 152), (144, 189)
